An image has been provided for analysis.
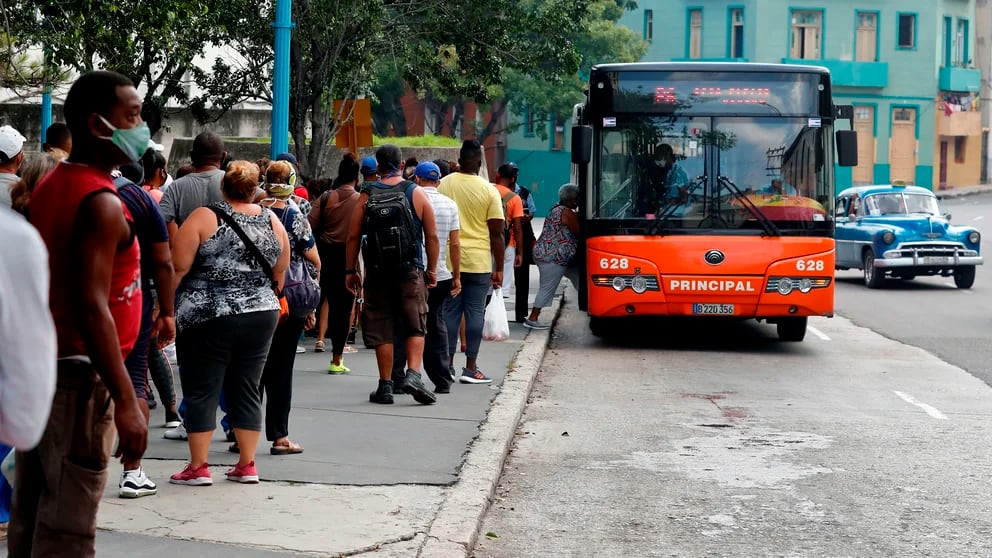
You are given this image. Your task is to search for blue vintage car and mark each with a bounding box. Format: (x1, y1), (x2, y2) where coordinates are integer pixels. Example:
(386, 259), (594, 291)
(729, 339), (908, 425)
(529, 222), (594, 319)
(835, 184), (982, 289)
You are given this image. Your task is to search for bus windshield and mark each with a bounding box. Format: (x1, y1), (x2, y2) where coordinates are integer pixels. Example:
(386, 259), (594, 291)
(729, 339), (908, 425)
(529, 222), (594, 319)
(594, 114), (833, 235)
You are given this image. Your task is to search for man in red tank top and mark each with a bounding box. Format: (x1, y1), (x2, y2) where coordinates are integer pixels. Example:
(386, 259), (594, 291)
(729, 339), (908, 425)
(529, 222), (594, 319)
(9, 70), (150, 558)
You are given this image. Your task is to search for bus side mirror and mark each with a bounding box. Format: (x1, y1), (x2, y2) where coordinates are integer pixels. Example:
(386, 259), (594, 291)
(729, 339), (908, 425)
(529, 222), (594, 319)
(572, 126), (593, 164)
(836, 130), (858, 167)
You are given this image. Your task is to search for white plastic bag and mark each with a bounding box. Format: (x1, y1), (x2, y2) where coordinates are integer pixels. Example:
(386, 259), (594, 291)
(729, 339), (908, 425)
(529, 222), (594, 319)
(482, 288), (511, 342)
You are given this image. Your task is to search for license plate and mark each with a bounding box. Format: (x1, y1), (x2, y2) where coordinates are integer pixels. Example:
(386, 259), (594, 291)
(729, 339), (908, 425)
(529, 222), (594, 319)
(921, 257), (951, 265)
(693, 303), (735, 315)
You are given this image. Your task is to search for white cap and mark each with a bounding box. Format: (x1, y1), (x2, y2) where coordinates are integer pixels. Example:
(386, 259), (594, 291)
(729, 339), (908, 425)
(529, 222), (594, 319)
(147, 139), (164, 152)
(0, 125), (26, 161)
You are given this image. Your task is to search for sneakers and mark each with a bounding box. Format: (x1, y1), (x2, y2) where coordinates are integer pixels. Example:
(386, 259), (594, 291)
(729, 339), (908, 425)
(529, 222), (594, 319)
(164, 424), (188, 440)
(226, 461), (259, 484)
(402, 370), (437, 405)
(369, 380), (394, 404)
(119, 468), (157, 498)
(448, 366), (457, 382)
(328, 361), (351, 374)
(296, 345), (306, 354)
(460, 367), (493, 384)
(169, 463), (212, 486)
(164, 410), (182, 429)
(522, 319), (549, 330)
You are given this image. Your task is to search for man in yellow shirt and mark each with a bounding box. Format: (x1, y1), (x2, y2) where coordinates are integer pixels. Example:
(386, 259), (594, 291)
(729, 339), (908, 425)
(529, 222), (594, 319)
(438, 140), (505, 384)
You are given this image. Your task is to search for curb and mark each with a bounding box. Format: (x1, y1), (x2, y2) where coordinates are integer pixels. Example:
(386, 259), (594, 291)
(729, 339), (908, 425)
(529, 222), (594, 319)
(935, 186), (992, 200)
(417, 296), (565, 558)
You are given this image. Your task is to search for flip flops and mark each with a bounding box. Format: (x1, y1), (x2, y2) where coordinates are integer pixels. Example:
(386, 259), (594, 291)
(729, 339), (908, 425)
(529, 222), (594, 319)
(271, 441), (304, 455)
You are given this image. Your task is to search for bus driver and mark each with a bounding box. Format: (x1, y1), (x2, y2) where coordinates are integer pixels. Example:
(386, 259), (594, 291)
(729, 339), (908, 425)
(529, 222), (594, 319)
(637, 143), (688, 216)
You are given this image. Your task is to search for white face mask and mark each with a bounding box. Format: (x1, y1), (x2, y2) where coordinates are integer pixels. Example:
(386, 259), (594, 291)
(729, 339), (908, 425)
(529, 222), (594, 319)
(654, 159), (666, 167)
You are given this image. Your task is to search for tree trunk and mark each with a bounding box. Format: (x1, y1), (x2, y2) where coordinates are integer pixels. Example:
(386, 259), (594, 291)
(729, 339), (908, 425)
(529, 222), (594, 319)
(306, 96), (332, 180)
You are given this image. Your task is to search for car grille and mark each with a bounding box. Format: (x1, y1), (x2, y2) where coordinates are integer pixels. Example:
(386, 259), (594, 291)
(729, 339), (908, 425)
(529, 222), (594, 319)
(887, 242), (977, 258)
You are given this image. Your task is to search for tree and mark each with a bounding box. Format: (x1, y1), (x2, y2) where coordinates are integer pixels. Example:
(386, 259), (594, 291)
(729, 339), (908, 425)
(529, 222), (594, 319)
(4, 0), (269, 136)
(504, 0), (648, 137)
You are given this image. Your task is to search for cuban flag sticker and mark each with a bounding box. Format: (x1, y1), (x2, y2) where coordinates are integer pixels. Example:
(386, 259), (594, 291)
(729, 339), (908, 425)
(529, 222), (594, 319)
(603, 117), (617, 128)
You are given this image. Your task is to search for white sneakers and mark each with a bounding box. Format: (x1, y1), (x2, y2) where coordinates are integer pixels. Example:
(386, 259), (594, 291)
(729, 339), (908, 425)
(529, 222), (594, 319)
(119, 468), (157, 498)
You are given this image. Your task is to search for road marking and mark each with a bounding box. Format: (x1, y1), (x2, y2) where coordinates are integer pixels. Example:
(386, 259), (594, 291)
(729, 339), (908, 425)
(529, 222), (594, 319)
(973, 216), (984, 221)
(807, 326), (831, 341)
(893, 391), (948, 420)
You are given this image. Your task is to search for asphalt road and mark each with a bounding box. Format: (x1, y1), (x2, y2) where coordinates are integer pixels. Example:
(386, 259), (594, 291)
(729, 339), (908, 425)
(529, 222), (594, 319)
(835, 192), (992, 387)
(474, 297), (992, 557)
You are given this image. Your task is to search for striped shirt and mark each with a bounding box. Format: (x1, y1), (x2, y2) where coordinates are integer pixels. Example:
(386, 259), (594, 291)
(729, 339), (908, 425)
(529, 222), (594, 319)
(421, 187), (460, 282)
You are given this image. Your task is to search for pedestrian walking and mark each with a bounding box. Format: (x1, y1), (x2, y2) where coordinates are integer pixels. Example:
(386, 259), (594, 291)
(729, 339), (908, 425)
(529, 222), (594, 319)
(0, 125), (26, 209)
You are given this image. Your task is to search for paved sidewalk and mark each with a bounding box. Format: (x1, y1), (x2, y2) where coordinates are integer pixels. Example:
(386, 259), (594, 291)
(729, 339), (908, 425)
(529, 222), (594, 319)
(934, 182), (992, 199)
(0, 268), (559, 557)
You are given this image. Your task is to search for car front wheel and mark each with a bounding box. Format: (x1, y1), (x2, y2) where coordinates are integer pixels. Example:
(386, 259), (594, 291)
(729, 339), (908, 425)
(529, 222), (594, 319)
(863, 250), (885, 289)
(953, 266), (976, 289)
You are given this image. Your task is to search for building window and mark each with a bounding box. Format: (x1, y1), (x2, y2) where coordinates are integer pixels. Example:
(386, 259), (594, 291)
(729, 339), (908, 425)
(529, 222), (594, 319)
(855, 12), (877, 62)
(894, 108), (913, 121)
(553, 118), (565, 151)
(955, 19), (969, 65)
(944, 17), (953, 66)
(790, 10), (822, 60)
(955, 137), (967, 164)
(644, 10), (653, 41)
(730, 8), (744, 58)
(897, 13), (916, 49)
(688, 9), (702, 59)
(523, 105), (534, 137)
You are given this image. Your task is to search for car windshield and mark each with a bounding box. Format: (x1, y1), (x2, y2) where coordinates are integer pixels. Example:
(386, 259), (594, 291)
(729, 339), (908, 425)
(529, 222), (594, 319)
(593, 115), (833, 235)
(864, 193), (940, 216)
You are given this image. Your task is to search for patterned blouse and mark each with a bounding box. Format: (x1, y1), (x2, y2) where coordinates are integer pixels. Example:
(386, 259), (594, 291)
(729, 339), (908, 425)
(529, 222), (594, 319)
(269, 202), (318, 280)
(533, 204), (577, 266)
(176, 201), (282, 332)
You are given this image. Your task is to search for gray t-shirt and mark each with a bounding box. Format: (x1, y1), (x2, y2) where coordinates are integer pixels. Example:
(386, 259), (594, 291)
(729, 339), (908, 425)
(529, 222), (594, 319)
(0, 173), (18, 209)
(159, 169), (225, 225)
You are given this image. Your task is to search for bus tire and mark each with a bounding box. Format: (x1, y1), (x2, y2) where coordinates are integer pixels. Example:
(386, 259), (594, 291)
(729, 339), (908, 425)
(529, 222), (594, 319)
(776, 317), (808, 342)
(954, 266), (976, 289)
(589, 317), (615, 339)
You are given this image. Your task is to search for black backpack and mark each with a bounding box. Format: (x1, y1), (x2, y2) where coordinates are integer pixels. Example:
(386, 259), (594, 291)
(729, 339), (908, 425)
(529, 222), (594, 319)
(362, 181), (420, 272)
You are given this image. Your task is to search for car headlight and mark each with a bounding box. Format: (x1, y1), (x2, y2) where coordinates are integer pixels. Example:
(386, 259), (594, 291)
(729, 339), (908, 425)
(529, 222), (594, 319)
(777, 279), (794, 295)
(969, 231), (981, 244)
(630, 275), (648, 294)
(882, 231), (895, 245)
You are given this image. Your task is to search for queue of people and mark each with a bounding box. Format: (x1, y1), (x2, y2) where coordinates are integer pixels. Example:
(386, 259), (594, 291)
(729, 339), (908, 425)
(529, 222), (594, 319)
(0, 69), (579, 557)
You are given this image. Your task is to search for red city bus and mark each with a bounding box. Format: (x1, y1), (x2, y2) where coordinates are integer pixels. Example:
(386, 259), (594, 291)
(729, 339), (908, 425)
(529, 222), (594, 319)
(570, 62), (858, 341)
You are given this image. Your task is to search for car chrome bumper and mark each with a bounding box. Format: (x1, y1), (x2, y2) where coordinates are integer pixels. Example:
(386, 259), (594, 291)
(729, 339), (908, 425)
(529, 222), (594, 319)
(875, 255), (983, 268)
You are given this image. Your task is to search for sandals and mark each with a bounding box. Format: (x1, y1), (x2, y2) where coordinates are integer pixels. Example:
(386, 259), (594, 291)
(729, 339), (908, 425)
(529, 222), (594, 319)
(271, 440), (304, 455)
(314, 340), (325, 352)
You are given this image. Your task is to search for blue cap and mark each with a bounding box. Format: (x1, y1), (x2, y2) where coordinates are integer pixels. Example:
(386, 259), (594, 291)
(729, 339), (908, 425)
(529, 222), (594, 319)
(414, 161), (441, 181)
(360, 156), (378, 176)
(275, 152), (297, 166)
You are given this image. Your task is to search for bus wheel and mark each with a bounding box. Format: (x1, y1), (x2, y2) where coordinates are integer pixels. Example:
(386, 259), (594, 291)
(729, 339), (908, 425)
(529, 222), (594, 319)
(863, 250), (885, 289)
(776, 317), (808, 342)
(954, 266), (976, 289)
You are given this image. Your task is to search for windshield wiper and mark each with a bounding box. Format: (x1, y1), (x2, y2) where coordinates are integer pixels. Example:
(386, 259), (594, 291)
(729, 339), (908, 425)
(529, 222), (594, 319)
(716, 176), (780, 237)
(646, 175), (705, 235)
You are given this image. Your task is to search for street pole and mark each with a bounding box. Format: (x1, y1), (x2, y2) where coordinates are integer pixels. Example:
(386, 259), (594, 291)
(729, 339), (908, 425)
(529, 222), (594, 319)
(271, 0), (293, 159)
(40, 47), (52, 146)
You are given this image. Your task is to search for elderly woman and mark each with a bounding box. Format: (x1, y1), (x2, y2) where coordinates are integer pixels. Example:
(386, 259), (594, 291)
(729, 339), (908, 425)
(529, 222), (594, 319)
(169, 161), (289, 486)
(252, 160), (320, 455)
(523, 183), (581, 330)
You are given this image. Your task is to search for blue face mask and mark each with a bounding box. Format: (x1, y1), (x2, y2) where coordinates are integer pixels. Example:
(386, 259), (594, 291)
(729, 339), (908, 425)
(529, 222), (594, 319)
(98, 115), (151, 162)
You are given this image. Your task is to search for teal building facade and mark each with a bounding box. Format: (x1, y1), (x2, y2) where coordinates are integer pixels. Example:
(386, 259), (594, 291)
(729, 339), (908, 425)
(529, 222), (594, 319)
(507, 0), (982, 208)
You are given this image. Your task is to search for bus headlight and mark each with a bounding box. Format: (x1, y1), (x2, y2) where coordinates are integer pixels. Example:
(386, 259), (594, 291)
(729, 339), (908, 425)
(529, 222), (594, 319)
(630, 275), (648, 294)
(798, 277), (813, 293)
(777, 279), (794, 295)
(969, 231), (981, 244)
(611, 276), (626, 292)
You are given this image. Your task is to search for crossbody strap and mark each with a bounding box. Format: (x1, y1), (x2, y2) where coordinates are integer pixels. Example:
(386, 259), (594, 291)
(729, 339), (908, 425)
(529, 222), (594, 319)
(208, 205), (278, 290)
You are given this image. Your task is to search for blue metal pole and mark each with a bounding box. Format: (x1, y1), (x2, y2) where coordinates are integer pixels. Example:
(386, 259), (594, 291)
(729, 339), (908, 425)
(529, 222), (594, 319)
(40, 47), (52, 146)
(271, 0), (293, 159)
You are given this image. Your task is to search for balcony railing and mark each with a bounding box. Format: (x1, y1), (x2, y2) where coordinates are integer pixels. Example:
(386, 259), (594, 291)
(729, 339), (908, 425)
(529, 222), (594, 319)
(938, 66), (980, 93)
(936, 106), (981, 136)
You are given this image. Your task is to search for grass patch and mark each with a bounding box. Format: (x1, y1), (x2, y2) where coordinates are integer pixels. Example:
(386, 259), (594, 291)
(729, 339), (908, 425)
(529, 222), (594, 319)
(373, 135), (461, 147)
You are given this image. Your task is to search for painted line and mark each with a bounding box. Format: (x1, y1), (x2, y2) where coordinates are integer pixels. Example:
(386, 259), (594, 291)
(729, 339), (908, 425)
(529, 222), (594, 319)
(973, 215), (984, 221)
(893, 390), (948, 420)
(807, 326), (831, 341)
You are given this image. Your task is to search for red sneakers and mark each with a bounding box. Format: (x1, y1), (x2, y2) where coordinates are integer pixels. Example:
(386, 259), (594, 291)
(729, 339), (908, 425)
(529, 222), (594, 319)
(226, 461), (259, 484)
(169, 463), (212, 486)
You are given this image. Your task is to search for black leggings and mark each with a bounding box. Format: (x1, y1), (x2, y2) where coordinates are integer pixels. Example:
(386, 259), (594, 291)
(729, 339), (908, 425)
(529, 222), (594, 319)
(260, 315), (305, 441)
(318, 243), (356, 355)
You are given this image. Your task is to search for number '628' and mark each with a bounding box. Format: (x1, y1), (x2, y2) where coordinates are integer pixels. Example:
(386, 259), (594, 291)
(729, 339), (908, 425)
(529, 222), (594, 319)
(599, 257), (629, 269)
(796, 259), (825, 271)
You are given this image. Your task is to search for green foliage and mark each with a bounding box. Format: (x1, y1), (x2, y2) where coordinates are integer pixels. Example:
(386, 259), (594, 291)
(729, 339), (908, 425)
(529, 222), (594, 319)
(372, 135), (462, 148)
(505, 0), (648, 137)
(5, 0), (268, 134)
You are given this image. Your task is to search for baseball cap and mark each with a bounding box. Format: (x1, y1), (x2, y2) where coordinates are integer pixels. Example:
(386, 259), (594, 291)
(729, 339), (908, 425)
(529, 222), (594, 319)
(275, 152), (298, 166)
(0, 125), (26, 161)
(414, 161), (441, 181)
(497, 162), (519, 179)
(360, 155), (378, 176)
